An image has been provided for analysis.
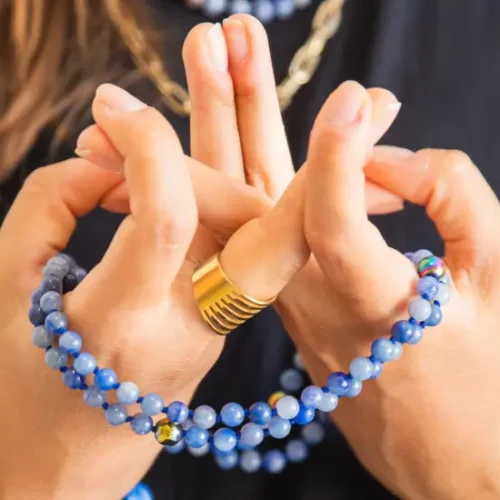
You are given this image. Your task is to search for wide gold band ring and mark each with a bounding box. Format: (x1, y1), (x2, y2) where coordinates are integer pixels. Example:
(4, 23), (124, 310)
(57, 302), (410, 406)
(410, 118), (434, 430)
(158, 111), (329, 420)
(192, 253), (276, 336)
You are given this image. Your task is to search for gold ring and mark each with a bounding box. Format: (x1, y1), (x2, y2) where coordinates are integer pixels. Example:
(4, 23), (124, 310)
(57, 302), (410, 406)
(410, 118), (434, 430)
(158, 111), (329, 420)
(192, 253), (276, 335)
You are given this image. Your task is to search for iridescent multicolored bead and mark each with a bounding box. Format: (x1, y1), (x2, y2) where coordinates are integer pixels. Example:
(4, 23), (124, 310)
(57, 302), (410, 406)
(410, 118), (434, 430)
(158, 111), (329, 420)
(155, 418), (182, 446)
(268, 391), (285, 409)
(417, 255), (446, 279)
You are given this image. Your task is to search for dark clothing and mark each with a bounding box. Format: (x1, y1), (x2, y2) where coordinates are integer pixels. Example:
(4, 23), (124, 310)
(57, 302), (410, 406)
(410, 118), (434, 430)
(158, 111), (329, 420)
(3, 1), (500, 498)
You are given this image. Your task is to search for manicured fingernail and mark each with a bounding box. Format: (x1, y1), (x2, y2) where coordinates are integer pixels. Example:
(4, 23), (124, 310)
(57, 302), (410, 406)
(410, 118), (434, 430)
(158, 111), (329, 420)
(371, 145), (415, 165)
(387, 101), (402, 113)
(207, 23), (228, 73)
(327, 81), (368, 126)
(95, 84), (148, 112)
(75, 148), (123, 173)
(223, 18), (248, 65)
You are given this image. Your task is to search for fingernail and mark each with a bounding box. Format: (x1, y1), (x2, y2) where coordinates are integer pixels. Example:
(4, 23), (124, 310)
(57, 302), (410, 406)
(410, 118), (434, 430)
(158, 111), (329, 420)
(327, 81), (368, 127)
(75, 148), (123, 173)
(223, 18), (248, 65)
(95, 84), (148, 112)
(207, 23), (228, 73)
(387, 101), (402, 113)
(371, 145), (415, 165)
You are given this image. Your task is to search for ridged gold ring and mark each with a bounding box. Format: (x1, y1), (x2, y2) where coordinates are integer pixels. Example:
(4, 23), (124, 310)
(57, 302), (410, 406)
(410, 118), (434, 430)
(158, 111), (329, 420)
(192, 253), (276, 335)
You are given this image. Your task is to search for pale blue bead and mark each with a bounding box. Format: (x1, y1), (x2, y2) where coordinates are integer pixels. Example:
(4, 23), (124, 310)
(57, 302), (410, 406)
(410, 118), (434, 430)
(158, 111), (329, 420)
(184, 426), (209, 448)
(229, 0), (251, 14)
(74, 352), (96, 376)
(407, 326), (423, 345)
(404, 251), (414, 260)
(300, 385), (323, 409)
(253, 0), (275, 23)
(167, 401), (189, 424)
(263, 450), (286, 474)
(188, 443), (210, 456)
(32, 325), (54, 348)
(83, 385), (106, 408)
(295, 0), (312, 8)
(105, 403), (128, 426)
(240, 450), (261, 473)
(141, 393), (164, 416)
(193, 405), (217, 429)
(344, 379), (362, 398)
(213, 428), (237, 452)
(317, 391), (338, 412)
(40, 291), (62, 313)
(389, 341), (402, 361)
(435, 283), (450, 305)
(276, 395), (300, 420)
(42, 263), (66, 280)
(249, 402), (272, 425)
(301, 422), (325, 445)
(276, 0), (295, 19)
(45, 347), (68, 369)
(371, 338), (395, 362)
(164, 440), (185, 455)
(220, 402), (245, 427)
(215, 449), (239, 470)
(239, 423), (264, 449)
(45, 311), (68, 334)
(269, 416), (291, 439)
(293, 352), (304, 370)
(411, 249), (432, 265)
(350, 357), (374, 381)
(131, 413), (153, 435)
(416, 276), (439, 299)
(280, 368), (304, 392)
(285, 439), (308, 463)
(117, 382), (140, 405)
(426, 304), (442, 326)
(59, 331), (82, 354)
(203, 0), (227, 17)
(440, 273), (451, 285)
(408, 297), (432, 321)
(370, 360), (383, 379)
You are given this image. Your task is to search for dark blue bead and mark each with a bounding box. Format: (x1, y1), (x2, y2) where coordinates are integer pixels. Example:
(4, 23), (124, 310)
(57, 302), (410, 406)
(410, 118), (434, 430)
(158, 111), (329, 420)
(44, 311), (68, 334)
(426, 304), (442, 327)
(29, 305), (46, 326)
(31, 288), (44, 305)
(63, 368), (84, 389)
(391, 320), (414, 344)
(63, 273), (79, 293)
(326, 372), (351, 396)
(73, 267), (87, 283)
(294, 404), (315, 425)
(41, 276), (63, 294)
(248, 402), (272, 425)
(95, 368), (118, 391)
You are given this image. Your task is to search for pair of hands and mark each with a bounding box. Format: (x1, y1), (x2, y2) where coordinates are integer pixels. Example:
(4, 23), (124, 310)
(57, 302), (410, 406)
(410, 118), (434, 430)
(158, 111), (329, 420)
(1, 15), (499, 500)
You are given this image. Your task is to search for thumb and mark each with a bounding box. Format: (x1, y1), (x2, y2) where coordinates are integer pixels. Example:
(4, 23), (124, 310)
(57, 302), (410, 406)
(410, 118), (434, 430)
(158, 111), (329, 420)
(366, 146), (500, 274)
(0, 159), (122, 274)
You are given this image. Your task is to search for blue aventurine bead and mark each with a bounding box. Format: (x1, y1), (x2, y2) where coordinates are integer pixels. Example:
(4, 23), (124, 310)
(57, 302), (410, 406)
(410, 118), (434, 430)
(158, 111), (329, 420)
(32, 325), (55, 348)
(213, 427), (237, 452)
(344, 379), (362, 398)
(249, 401), (272, 425)
(269, 416), (291, 439)
(327, 372), (351, 396)
(239, 423), (264, 449)
(240, 450), (261, 473)
(45, 347), (68, 369)
(40, 291), (62, 313)
(426, 304), (442, 327)
(95, 368), (118, 391)
(42, 263), (67, 280)
(105, 403), (128, 426)
(300, 385), (323, 409)
(215, 449), (239, 470)
(45, 311), (68, 334)
(83, 385), (106, 408)
(301, 422), (325, 445)
(59, 331), (82, 354)
(391, 320), (415, 344)
(31, 287), (44, 305)
(294, 404), (315, 425)
(141, 393), (164, 416)
(47, 255), (70, 275)
(253, 0), (275, 23)
(74, 352), (97, 376)
(63, 273), (79, 293)
(371, 338), (395, 362)
(263, 450), (287, 474)
(220, 402), (245, 427)
(29, 305), (46, 326)
(73, 267), (87, 283)
(41, 275), (63, 294)
(184, 426), (209, 448)
(63, 367), (83, 389)
(280, 368), (304, 392)
(117, 382), (140, 405)
(350, 357), (374, 380)
(131, 413), (154, 435)
(193, 405), (217, 429)
(167, 401), (189, 424)
(285, 439), (308, 463)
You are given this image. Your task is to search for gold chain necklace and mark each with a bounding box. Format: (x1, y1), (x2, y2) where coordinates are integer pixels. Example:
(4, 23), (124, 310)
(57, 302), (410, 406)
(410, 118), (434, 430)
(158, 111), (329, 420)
(114, 0), (345, 116)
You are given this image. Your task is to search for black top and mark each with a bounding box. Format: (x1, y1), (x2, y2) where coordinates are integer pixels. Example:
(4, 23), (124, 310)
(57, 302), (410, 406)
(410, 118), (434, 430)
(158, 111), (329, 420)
(3, 1), (500, 498)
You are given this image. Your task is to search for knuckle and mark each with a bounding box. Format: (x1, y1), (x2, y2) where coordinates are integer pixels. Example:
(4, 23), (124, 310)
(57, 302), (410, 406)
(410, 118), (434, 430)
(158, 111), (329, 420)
(147, 207), (197, 248)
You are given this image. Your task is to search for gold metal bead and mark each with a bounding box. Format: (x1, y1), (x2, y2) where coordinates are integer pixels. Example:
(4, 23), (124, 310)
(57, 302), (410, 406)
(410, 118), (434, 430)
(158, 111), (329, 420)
(268, 391), (285, 409)
(192, 253), (276, 336)
(155, 418), (182, 446)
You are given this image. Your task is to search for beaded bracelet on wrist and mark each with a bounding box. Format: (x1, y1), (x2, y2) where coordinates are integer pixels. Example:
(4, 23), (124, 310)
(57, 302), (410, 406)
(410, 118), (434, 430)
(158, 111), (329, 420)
(28, 249), (450, 497)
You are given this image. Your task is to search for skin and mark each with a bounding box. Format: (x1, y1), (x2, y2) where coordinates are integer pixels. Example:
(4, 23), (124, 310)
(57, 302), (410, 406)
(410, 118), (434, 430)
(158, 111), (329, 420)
(1, 13), (499, 500)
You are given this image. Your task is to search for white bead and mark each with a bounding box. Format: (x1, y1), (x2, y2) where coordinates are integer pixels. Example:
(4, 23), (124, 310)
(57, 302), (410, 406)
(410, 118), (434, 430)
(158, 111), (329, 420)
(435, 283), (450, 305)
(276, 395), (300, 420)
